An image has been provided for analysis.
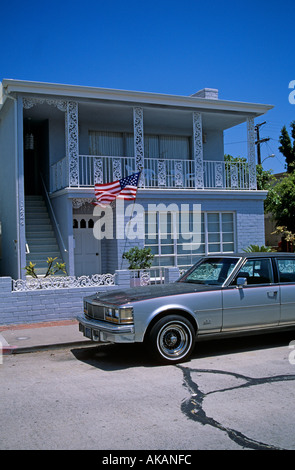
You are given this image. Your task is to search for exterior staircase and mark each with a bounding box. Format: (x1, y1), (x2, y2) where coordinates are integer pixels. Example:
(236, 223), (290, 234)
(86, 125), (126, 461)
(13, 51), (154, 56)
(25, 195), (64, 277)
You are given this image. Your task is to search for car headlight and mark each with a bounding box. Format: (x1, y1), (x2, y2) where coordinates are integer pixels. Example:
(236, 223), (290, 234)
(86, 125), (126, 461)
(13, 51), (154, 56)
(105, 306), (133, 324)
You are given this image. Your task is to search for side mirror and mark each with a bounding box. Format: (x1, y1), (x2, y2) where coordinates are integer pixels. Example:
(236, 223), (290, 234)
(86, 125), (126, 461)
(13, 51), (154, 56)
(236, 277), (247, 288)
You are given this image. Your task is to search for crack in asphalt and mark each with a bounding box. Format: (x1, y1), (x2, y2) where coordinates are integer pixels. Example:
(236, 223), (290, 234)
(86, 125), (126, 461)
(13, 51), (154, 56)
(177, 365), (295, 450)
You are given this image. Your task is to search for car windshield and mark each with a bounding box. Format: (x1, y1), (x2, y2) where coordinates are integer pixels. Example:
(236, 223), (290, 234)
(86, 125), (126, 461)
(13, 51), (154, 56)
(179, 257), (239, 285)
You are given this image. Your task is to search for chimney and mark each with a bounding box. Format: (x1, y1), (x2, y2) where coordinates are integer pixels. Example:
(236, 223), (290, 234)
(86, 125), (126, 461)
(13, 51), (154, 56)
(191, 88), (218, 100)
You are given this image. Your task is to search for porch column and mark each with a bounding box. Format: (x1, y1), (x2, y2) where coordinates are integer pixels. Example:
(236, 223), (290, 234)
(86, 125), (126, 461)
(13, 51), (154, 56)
(247, 117), (257, 190)
(133, 107), (144, 186)
(17, 96), (27, 279)
(65, 101), (79, 187)
(193, 112), (204, 189)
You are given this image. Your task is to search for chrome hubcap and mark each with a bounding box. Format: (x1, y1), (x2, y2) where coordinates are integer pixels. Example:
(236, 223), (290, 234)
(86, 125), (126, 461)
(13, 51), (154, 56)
(157, 321), (192, 359)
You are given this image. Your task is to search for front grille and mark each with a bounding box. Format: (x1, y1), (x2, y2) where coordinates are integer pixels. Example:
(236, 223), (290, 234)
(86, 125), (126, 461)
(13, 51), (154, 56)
(85, 302), (105, 321)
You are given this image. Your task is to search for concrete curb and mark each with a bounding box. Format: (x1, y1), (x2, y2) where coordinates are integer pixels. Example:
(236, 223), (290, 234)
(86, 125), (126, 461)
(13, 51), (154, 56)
(0, 320), (95, 355)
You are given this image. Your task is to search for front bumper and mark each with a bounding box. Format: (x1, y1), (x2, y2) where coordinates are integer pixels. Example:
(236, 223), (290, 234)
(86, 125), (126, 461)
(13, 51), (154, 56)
(77, 314), (135, 343)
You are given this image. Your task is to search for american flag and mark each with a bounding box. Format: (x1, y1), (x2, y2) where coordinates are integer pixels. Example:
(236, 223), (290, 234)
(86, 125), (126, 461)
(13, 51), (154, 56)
(94, 171), (141, 207)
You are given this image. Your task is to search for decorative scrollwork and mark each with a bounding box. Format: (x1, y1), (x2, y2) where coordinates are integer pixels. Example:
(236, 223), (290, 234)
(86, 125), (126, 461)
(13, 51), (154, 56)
(66, 101), (79, 187)
(12, 274), (115, 291)
(133, 107), (144, 187)
(215, 162), (224, 188)
(193, 112), (204, 189)
(140, 270), (151, 286)
(23, 97), (67, 111)
(112, 158), (122, 180)
(158, 160), (166, 186)
(247, 117), (257, 190)
(174, 161), (183, 187)
(94, 157), (103, 184)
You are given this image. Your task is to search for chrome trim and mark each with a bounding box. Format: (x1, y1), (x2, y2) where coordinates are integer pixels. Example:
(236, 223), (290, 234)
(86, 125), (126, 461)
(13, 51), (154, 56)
(77, 314), (134, 335)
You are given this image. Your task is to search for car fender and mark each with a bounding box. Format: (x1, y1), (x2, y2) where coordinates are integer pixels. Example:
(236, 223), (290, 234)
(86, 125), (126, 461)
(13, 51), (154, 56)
(138, 303), (200, 342)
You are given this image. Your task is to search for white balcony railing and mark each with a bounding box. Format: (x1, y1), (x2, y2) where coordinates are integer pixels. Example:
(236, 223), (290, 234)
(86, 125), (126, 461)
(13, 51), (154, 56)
(51, 155), (251, 192)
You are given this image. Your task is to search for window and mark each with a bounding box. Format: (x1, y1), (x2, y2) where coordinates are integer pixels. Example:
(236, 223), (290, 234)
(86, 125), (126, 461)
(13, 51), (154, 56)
(89, 131), (135, 158)
(180, 257), (238, 286)
(145, 211), (235, 269)
(233, 258), (273, 285)
(144, 134), (190, 160)
(277, 258), (295, 283)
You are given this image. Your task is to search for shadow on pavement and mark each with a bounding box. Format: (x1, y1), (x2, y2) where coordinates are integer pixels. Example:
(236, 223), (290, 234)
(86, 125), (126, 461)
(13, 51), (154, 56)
(71, 329), (295, 371)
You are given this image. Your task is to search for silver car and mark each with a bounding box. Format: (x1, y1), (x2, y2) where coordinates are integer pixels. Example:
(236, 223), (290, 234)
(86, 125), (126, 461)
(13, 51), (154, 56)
(78, 253), (295, 364)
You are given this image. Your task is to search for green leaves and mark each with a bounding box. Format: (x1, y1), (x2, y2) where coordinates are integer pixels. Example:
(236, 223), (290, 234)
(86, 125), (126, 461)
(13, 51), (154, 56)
(122, 246), (154, 270)
(243, 245), (273, 252)
(279, 121), (295, 173)
(24, 257), (67, 278)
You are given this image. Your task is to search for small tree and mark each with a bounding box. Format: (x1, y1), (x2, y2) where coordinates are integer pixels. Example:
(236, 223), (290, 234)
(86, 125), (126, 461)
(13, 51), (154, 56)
(122, 246), (154, 274)
(278, 121), (295, 173)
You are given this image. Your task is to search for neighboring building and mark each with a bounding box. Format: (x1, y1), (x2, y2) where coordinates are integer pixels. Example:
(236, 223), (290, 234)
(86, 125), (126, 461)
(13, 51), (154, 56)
(0, 79), (273, 279)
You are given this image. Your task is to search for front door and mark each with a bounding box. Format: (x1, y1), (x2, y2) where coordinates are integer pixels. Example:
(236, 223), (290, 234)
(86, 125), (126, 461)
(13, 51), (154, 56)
(73, 217), (101, 277)
(222, 257), (280, 331)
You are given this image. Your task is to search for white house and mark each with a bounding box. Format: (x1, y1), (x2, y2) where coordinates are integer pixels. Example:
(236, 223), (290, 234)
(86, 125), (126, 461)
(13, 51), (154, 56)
(0, 79), (273, 280)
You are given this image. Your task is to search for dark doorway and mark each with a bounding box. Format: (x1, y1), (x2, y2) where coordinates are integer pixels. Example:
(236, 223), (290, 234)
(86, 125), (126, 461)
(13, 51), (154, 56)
(24, 118), (49, 195)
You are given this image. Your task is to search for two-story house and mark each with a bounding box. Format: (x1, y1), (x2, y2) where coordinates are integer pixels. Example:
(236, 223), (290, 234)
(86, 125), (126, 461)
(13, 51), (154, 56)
(0, 79), (273, 280)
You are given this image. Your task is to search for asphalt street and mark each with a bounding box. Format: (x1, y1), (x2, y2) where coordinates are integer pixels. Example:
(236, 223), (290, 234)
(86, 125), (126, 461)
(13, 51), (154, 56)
(1, 331), (295, 451)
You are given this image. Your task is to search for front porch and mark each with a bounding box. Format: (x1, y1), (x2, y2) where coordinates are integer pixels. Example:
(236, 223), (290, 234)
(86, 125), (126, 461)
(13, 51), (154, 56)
(51, 155), (251, 191)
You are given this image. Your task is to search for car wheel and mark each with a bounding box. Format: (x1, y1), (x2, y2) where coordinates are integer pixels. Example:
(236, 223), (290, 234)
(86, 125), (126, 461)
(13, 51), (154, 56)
(148, 315), (195, 364)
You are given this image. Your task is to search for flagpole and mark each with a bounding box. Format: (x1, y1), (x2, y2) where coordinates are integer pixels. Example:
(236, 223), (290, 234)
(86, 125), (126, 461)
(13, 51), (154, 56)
(120, 168), (143, 269)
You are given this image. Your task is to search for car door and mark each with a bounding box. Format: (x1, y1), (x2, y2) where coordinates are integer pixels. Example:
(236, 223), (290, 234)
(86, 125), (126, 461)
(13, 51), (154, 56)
(276, 257), (295, 325)
(222, 257), (280, 331)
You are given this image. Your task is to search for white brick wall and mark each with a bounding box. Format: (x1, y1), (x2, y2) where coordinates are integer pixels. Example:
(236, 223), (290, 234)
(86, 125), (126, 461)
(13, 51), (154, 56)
(0, 268), (178, 325)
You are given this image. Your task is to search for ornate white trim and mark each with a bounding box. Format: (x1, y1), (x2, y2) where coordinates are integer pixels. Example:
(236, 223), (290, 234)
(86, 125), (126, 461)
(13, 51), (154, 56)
(174, 161), (183, 187)
(66, 101), (79, 187)
(247, 117), (257, 190)
(13, 274), (115, 291)
(112, 158), (122, 180)
(158, 160), (166, 186)
(133, 107), (144, 187)
(215, 162), (224, 188)
(23, 97), (67, 112)
(193, 112), (204, 189)
(72, 198), (94, 209)
(94, 157), (103, 184)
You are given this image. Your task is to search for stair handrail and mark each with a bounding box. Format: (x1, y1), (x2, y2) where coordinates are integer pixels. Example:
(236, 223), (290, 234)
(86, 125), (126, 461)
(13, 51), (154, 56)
(40, 174), (68, 253)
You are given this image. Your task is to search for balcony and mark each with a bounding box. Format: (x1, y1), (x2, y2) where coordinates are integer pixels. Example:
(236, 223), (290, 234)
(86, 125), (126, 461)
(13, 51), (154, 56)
(50, 155), (252, 193)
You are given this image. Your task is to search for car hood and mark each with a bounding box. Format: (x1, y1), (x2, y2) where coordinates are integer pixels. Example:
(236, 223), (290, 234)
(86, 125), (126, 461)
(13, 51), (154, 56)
(91, 282), (218, 306)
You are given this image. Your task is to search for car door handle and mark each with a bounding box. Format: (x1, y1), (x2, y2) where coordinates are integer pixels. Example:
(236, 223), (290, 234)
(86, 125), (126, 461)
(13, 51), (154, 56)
(267, 290), (278, 298)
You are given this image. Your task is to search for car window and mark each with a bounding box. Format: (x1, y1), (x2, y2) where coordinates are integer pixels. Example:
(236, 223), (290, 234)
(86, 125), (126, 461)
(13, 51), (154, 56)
(181, 257), (238, 285)
(232, 258), (273, 285)
(277, 259), (295, 283)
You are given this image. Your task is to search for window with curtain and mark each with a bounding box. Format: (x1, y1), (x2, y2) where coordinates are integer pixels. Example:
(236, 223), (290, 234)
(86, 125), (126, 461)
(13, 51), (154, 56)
(144, 134), (190, 160)
(89, 131), (124, 156)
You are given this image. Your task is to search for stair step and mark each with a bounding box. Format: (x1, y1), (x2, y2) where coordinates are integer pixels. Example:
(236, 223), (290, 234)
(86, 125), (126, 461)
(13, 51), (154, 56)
(27, 237), (57, 244)
(26, 227), (55, 239)
(25, 195), (63, 269)
(27, 243), (59, 251)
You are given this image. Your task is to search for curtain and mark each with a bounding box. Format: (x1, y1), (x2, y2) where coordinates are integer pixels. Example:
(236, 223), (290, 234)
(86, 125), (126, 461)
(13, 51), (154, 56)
(89, 131), (123, 156)
(145, 135), (190, 159)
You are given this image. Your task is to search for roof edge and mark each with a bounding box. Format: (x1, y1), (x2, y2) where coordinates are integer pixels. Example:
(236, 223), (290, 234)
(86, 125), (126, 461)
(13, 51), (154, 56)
(1, 79), (274, 116)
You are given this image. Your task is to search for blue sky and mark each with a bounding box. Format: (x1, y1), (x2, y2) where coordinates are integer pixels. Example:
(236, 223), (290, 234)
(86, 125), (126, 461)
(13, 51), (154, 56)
(1, 0), (294, 174)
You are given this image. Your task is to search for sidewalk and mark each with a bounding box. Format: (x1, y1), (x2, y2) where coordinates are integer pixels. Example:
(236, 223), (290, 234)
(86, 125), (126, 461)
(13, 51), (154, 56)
(0, 320), (93, 354)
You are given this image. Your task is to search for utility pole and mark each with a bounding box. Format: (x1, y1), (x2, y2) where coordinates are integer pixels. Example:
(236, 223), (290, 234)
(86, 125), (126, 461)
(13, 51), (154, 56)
(255, 121), (270, 165)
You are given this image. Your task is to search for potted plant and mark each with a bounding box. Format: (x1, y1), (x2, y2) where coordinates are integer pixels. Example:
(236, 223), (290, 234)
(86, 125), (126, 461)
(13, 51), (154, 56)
(122, 246), (154, 286)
